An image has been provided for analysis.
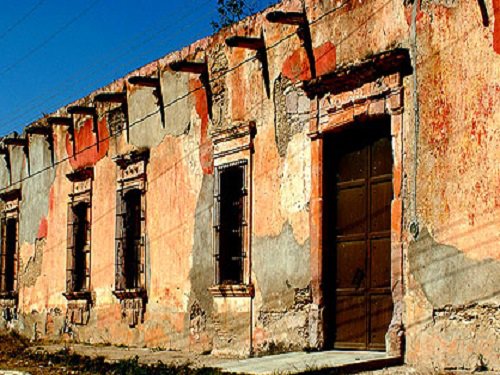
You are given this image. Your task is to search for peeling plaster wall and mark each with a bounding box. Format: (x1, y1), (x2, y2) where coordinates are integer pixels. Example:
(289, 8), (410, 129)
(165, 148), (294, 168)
(402, 0), (500, 371)
(0, 0), (497, 370)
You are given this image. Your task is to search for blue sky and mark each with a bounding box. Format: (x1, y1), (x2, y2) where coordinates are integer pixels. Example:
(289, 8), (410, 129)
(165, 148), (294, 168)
(0, 0), (275, 136)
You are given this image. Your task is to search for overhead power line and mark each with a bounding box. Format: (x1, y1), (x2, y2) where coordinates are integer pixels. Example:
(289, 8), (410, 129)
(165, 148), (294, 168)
(0, 0), (214, 131)
(0, 0), (371, 196)
(0, 0), (46, 42)
(0, 0), (101, 76)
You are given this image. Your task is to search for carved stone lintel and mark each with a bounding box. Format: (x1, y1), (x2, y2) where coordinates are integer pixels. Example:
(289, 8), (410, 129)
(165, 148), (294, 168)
(66, 299), (90, 325)
(0, 298), (18, 322)
(120, 297), (145, 328)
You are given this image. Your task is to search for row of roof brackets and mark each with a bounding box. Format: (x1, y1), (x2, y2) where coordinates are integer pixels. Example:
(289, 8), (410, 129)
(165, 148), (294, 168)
(1, 8), (313, 177)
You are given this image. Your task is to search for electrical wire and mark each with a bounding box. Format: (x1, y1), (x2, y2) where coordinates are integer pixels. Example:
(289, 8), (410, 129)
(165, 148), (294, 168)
(0, 0), (101, 76)
(0, 0), (46, 42)
(0, 0), (215, 131)
(0, 0), (375, 195)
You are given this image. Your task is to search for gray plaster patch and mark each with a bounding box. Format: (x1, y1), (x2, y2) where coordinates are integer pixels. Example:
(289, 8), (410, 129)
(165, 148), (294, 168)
(128, 87), (168, 149)
(273, 75), (308, 158)
(0, 155), (10, 188)
(9, 146), (26, 188)
(253, 222), (311, 309)
(408, 228), (500, 307)
(20, 136), (55, 244)
(162, 70), (192, 136)
(189, 174), (214, 315)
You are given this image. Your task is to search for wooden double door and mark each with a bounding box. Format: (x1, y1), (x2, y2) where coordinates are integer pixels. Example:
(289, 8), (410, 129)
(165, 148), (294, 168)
(324, 119), (393, 351)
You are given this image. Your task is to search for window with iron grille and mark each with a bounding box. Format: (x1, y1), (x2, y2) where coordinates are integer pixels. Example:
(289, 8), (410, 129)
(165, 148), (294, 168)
(66, 201), (91, 294)
(214, 160), (247, 285)
(0, 215), (19, 296)
(0, 190), (21, 302)
(113, 151), (148, 297)
(115, 188), (145, 291)
(64, 169), (93, 307)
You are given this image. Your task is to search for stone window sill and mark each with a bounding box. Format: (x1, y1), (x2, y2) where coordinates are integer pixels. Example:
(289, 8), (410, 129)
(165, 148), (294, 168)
(0, 291), (17, 300)
(63, 291), (91, 301)
(112, 288), (147, 300)
(208, 284), (254, 297)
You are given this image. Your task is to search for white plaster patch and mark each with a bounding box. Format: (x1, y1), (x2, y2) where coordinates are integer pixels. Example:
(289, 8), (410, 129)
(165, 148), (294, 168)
(280, 132), (311, 215)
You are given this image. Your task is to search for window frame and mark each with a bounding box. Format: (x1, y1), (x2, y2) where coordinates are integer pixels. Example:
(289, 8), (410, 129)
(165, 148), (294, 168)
(209, 122), (255, 298)
(0, 189), (20, 301)
(112, 150), (148, 300)
(64, 168), (93, 304)
(213, 159), (248, 285)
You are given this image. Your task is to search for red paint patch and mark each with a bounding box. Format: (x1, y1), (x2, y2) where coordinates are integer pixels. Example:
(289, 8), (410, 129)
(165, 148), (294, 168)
(427, 89), (452, 157)
(283, 42), (336, 82)
(494, 0), (500, 54)
(283, 48), (311, 82)
(37, 217), (48, 239)
(405, 0), (423, 27)
(189, 77), (213, 175)
(314, 42), (337, 77)
(66, 117), (109, 170)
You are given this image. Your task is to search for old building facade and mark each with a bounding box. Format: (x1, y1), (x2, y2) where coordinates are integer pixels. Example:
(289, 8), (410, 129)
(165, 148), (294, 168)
(0, 0), (499, 372)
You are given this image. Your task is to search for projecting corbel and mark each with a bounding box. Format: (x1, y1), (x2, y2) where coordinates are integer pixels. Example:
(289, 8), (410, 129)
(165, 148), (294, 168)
(226, 34), (271, 98)
(94, 92), (130, 141)
(3, 135), (30, 176)
(26, 125), (55, 166)
(67, 105), (100, 152)
(266, 10), (316, 78)
(48, 116), (75, 159)
(169, 58), (213, 119)
(0, 146), (12, 185)
(128, 75), (165, 128)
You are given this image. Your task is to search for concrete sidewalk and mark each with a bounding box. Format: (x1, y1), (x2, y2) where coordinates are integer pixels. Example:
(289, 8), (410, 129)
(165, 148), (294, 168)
(35, 344), (401, 374)
(215, 350), (400, 374)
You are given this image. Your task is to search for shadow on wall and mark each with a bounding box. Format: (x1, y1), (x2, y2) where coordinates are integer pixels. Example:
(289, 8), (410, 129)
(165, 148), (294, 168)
(408, 227), (499, 308)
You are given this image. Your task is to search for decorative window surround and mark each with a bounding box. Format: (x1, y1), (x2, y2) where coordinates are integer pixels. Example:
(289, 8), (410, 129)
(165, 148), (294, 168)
(0, 188), (21, 320)
(303, 49), (410, 357)
(112, 149), (149, 327)
(64, 168), (93, 325)
(209, 122), (255, 298)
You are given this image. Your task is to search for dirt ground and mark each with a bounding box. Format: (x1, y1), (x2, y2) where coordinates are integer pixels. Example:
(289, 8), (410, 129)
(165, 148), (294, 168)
(0, 333), (223, 374)
(1, 333), (497, 374)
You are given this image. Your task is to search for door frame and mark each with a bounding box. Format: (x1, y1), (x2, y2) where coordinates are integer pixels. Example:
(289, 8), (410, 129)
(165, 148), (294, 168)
(304, 49), (409, 357)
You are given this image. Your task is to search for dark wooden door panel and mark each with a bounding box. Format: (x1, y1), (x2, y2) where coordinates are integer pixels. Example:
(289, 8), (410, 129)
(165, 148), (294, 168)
(335, 241), (366, 289)
(334, 295), (367, 349)
(369, 294), (393, 348)
(325, 119), (393, 351)
(370, 238), (391, 289)
(370, 180), (392, 232)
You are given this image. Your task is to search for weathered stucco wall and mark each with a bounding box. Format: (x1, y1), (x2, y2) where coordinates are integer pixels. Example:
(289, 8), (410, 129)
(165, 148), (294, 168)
(0, 0), (498, 371)
(402, 0), (500, 371)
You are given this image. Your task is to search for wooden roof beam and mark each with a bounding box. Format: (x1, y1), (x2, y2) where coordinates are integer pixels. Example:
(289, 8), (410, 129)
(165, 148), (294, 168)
(3, 137), (28, 147)
(225, 36), (265, 50)
(67, 105), (97, 116)
(47, 116), (73, 127)
(169, 59), (207, 75)
(266, 11), (306, 25)
(128, 76), (160, 87)
(94, 92), (127, 104)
